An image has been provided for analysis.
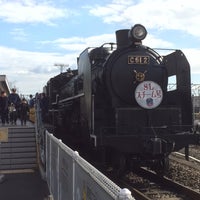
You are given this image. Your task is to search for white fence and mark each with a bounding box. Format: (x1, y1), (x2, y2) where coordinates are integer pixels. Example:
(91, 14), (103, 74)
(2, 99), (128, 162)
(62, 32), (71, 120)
(45, 132), (135, 200)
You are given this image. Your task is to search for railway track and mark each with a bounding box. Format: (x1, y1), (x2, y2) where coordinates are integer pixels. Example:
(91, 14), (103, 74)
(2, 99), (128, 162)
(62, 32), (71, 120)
(101, 146), (200, 200)
(169, 152), (200, 173)
(106, 167), (200, 200)
(166, 150), (200, 193)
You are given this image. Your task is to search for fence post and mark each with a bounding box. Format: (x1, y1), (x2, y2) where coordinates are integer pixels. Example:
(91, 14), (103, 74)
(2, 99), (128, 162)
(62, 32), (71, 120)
(116, 188), (135, 200)
(72, 151), (79, 200)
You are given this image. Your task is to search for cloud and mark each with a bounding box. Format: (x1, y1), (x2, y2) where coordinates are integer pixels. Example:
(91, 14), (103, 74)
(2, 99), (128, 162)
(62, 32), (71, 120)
(0, 45), (78, 94)
(0, 0), (73, 25)
(10, 28), (28, 41)
(0, 45), (77, 72)
(184, 48), (200, 74)
(88, 0), (200, 37)
(40, 34), (115, 52)
(144, 34), (174, 49)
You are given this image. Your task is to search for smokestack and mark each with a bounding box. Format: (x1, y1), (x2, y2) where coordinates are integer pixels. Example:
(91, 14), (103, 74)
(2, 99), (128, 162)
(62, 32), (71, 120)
(115, 29), (131, 49)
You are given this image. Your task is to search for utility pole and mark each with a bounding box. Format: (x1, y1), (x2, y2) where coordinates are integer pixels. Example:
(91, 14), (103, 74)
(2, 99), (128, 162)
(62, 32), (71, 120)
(54, 63), (69, 73)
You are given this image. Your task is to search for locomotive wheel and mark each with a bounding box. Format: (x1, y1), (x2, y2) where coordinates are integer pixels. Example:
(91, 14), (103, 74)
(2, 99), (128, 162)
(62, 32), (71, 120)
(110, 152), (128, 177)
(155, 157), (169, 175)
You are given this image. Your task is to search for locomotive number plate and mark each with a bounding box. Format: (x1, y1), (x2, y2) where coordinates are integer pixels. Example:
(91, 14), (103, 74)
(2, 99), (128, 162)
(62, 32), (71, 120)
(128, 56), (149, 64)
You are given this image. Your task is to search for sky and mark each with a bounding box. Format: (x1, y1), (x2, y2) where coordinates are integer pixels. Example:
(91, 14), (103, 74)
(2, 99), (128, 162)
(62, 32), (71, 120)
(0, 0), (200, 96)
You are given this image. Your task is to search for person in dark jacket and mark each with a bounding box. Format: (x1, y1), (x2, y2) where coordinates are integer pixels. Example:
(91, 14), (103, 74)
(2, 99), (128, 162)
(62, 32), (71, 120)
(9, 103), (17, 125)
(8, 88), (21, 124)
(0, 91), (9, 125)
(29, 94), (35, 108)
(19, 98), (29, 126)
(8, 88), (21, 109)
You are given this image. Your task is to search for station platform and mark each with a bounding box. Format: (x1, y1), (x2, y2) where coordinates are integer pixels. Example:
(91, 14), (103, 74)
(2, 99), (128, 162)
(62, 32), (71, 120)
(0, 169), (50, 200)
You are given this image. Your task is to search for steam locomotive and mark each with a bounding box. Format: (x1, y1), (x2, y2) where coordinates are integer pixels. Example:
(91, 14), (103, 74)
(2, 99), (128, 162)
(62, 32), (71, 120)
(44, 24), (200, 173)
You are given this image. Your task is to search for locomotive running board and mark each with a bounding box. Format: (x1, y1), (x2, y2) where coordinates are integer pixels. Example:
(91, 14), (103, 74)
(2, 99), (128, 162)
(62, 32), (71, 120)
(58, 93), (85, 103)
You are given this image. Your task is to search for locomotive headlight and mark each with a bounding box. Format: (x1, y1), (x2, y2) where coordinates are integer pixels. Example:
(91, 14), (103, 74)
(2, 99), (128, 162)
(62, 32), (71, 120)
(129, 24), (147, 42)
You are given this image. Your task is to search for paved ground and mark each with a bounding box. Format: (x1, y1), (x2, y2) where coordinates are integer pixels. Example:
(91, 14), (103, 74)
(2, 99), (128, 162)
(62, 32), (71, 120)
(0, 170), (50, 200)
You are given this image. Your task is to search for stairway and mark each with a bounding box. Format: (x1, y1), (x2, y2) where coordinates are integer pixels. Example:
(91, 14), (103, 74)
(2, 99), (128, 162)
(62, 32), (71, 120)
(0, 126), (38, 170)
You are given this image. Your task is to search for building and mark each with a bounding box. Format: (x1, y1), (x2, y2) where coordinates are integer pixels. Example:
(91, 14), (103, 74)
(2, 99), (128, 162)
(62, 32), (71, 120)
(0, 75), (11, 95)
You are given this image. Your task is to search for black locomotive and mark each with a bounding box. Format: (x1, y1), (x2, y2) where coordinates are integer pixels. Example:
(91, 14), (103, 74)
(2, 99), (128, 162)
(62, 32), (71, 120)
(44, 24), (200, 172)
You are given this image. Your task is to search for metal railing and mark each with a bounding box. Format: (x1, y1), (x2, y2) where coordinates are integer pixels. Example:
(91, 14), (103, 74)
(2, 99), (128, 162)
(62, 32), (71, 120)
(46, 132), (134, 200)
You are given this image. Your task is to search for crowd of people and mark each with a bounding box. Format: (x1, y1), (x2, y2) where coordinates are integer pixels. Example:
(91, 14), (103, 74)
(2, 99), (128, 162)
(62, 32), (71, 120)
(0, 88), (34, 126)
